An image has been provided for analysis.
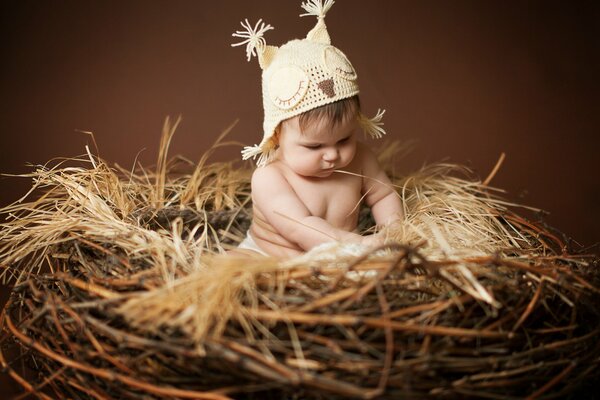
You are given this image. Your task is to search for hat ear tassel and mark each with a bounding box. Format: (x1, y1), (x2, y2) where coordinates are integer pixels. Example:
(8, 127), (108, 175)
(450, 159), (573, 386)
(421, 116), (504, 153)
(300, 0), (335, 19)
(231, 19), (274, 63)
(301, 0), (334, 44)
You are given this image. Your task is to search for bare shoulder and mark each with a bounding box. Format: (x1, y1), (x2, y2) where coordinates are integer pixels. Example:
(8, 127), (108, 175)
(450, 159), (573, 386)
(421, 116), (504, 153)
(251, 162), (290, 196)
(251, 162), (283, 186)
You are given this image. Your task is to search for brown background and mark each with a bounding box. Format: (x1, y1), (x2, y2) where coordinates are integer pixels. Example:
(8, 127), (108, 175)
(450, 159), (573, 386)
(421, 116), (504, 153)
(0, 0), (598, 395)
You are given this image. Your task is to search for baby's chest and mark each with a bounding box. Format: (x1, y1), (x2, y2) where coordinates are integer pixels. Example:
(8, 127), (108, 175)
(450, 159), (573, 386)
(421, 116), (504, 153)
(294, 176), (363, 222)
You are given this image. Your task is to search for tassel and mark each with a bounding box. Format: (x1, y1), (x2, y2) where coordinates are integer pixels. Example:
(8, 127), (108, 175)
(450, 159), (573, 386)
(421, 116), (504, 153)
(241, 144), (262, 160)
(358, 109), (387, 139)
(231, 19), (274, 62)
(241, 142), (277, 167)
(255, 148), (277, 167)
(300, 0), (335, 19)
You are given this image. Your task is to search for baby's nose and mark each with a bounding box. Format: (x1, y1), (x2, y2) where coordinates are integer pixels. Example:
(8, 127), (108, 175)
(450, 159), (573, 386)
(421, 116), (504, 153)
(322, 148), (339, 161)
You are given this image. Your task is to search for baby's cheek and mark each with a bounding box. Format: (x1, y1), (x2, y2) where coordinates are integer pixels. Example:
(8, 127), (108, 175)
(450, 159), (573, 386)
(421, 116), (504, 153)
(308, 153), (322, 168)
(298, 147), (316, 160)
(297, 153), (318, 171)
(342, 145), (357, 163)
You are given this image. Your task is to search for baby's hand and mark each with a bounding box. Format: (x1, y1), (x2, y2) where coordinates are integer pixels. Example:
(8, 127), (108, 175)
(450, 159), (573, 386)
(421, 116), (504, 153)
(361, 233), (384, 248)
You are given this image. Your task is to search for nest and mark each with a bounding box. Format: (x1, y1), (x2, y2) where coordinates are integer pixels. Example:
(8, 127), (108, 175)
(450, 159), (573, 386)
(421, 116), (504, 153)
(1, 119), (599, 399)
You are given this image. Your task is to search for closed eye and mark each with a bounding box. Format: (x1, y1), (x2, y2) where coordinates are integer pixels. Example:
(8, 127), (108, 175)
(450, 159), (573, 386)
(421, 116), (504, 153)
(337, 136), (351, 144)
(303, 144), (322, 149)
(274, 80), (307, 108)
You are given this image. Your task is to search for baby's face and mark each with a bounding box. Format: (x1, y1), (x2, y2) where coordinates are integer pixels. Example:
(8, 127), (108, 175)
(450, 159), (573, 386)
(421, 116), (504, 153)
(277, 115), (358, 178)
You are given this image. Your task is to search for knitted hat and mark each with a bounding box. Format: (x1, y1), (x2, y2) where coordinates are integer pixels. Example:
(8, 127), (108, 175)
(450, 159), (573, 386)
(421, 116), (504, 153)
(232, 0), (386, 166)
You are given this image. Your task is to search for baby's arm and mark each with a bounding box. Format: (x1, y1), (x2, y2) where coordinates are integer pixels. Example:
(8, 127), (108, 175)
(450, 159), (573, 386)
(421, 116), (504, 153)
(252, 166), (366, 250)
(360, 145), (404, 226)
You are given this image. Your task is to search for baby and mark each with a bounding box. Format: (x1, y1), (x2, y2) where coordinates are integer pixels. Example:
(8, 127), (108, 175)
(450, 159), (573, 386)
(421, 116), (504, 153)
(232, 0), (403, 258)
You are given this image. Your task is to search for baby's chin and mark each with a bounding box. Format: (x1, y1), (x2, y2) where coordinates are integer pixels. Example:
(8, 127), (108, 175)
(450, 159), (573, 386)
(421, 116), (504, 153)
(313, 169), (336, 178)
(291, 161), (350, 178)
(292, 167), (334, 178)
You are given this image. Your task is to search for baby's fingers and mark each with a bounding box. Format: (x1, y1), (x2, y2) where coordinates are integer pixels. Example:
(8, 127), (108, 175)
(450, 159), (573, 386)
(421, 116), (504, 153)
(361, 233), (384, 247)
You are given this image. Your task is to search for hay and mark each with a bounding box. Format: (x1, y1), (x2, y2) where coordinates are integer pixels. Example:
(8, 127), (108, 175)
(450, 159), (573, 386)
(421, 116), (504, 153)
(1, 120), (599, 399)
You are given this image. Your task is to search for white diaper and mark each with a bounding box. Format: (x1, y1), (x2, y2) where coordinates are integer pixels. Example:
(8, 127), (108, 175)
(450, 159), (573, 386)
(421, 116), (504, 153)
(237, 231), (269, 256)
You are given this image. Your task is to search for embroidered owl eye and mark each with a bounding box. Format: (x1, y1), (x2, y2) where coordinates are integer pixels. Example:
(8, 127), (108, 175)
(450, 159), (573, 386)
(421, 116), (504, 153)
(323, 46), (357, 80)
(268, 65), (309, 110)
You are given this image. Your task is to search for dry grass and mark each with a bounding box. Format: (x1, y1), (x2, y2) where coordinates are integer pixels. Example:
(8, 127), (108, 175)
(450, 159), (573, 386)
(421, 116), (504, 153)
(1, 120), (598, 399)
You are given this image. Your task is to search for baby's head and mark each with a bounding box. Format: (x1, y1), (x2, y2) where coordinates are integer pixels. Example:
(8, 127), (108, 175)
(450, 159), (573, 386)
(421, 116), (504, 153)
(274, 96), (360, 177)
(296, 95), (360, 134)
(232, 0), (386, 167)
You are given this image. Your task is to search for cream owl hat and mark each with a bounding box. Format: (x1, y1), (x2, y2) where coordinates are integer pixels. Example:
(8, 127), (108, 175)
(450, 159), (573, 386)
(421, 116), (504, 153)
(232, 0), (386, 166)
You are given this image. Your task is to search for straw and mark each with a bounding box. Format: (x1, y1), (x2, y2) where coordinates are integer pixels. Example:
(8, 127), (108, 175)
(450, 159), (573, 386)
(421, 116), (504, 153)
(1, 120), (598, 398)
